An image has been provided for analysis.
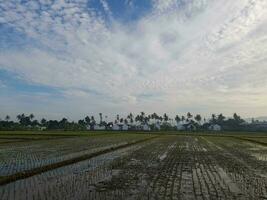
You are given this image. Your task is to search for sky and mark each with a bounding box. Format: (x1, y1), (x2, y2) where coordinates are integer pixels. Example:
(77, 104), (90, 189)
(0, 0), (267, 120)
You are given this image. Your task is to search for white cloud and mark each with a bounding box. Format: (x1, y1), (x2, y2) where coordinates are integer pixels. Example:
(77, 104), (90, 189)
(0, 0), (267, 118)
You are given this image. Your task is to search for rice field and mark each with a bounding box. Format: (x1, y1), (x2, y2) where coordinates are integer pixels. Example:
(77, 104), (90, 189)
(0, 132), (266, 200)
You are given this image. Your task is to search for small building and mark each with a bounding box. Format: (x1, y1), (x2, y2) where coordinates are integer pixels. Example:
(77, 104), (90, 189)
(176, 123), (185, 131)
(122, 124), (129, 131)
(94, 124), (106, 130)
(40, 126), (47, 131)
(184, 123), (197, 131)
(208, 124), (222, 131)
(142, 124), (151, 131)
(112, 124), (120, 131)
(155, 123), (161, 130)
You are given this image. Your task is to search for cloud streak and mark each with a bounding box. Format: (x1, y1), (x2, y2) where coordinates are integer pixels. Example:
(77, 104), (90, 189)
(0, 0), (267, 118)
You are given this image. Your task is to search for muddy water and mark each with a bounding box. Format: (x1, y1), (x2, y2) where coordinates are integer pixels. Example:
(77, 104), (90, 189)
(1, 135), (267, 200)
(0, 141), (150, 200)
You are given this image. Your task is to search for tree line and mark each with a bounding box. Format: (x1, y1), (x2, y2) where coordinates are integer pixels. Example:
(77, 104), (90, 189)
(0, 112), (248, 131)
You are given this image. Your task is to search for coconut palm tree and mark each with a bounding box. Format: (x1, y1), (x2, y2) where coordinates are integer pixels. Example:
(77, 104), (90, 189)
(5, 115), (10, 122)
(187, 112), (193, 120)
(217, 113), (225, 125)
(90, 116), (95, 126)
(211, 114), (216, 124)
(99, 113), (102, 125)
(194, 114), (202, 125)
(41, 118), (47, 126)
(163, 113), (169, 122)
(85, 116), (91, 125)
(175, 115), (181, 124)
(29, 114), (34, 120)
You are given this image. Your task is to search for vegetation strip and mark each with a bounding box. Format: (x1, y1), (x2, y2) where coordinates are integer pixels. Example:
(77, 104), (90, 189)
(232, 136), (267, 146)
(0, 136), (159, 186)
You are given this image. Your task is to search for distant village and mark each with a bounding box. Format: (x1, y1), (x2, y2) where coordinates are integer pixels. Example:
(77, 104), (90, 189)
(1, 112), (267, 132)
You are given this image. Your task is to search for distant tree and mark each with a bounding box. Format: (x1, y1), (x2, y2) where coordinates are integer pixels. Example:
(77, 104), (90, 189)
(29, 114), (34, 120)
(163, 113), (169, 122)
(140, 112), (145, 123)
(17, 114), (22, 122)
(175, 115), (181, 124)
(181, 116), (185, 123)
(85, 116), (91, 125)
(16, 114), (31, 126)
(195, 114), (202, 124)
(127, 113), (134, 124)
(211, 114), (216, 124)
(233, 113), (244, 124)
(187, 112), (193, 120)
(60, 118), (68, 124)
(217, 114), (225, 125)
(144, 116), (149, 124)
(90, 116), (96, 126)
(5, 115), (10, 122)
(135, 115), (139, 123)
(78, 119), (85, 126)
(41, 118), (47, 126)
(32, 120), (39, 127)
(99, 113), (103, 125)
(124, 119), (128, 124)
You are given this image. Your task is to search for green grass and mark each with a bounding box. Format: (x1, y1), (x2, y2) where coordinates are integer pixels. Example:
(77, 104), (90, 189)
(0, 130), (266, 137)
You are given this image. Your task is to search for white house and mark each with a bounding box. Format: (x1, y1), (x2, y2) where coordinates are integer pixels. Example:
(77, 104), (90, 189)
(155, 122), (161, 130)
(94, 124), (106, 130)
(112, 124), (120, 131)
(40, 126), (47, 131)
(208, 124), (222, 131)
(176, 123), (185, 131)
(184, 123), (197, 131)
(122, 124), (129, 131)
(142, 124), (151, 131)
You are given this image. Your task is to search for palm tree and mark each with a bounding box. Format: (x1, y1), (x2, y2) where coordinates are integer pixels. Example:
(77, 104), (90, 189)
(187, 112), (192, 120)
(124, 119), (128, 124)
(17, 114), (21, 121)
(181, 116), (185, 123)
(175, 115), (181, 124)
(163, 113), (169, 122)
(217, 114), (225, 125)
(41, 118), (47, 126)
(128, 113), (134, 124)
(85, 116), (91, 125)
(5, 115), (10, 122)
(211, 114), (216, 124)
(17, 113), (25, 124)
(90, 116), (95, 126)
(127, 113), (133, 124)
(29, 114), (34, 120)
(194, 114), (202, 125)
(99, 113), (102, 125)
(140, 112), (145, 123)
(233, 113), (244, 124)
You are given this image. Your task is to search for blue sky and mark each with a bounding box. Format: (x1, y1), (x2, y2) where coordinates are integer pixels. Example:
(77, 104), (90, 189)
(0, 0), (267, 120)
